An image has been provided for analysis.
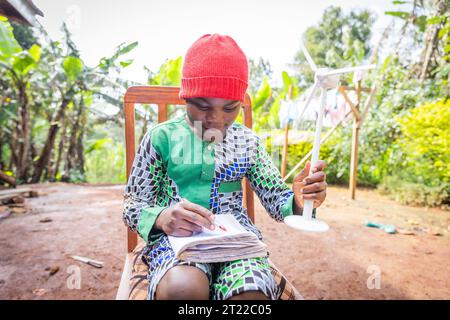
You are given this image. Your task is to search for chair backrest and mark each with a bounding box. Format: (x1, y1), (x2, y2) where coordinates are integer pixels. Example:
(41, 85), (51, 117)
(124, 86), (255, 253)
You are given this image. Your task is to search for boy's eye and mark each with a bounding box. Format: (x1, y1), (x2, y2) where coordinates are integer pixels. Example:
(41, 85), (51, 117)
(224, 103), (241, 112)
(224, 106), (239, 113)
(197, 105), (210, 111)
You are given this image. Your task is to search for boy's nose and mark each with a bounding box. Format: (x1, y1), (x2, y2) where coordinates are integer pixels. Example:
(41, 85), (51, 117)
(205, 114), (224, 127)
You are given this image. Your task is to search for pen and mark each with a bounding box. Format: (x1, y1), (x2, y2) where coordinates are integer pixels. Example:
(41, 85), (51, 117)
(212, 221), (227, 232)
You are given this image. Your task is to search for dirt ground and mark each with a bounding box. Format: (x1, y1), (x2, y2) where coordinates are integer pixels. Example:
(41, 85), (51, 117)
(0, 182), (449, 300)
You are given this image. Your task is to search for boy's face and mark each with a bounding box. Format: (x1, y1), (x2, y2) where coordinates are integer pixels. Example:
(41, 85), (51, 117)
(185, 97), (241, 142)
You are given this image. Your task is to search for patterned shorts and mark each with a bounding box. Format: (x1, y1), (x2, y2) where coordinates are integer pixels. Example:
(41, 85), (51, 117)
(143, 236), (281, 300)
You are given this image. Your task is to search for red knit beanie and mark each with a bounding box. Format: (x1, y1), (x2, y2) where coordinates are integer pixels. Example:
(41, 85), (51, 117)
(179, 34), (249, 103)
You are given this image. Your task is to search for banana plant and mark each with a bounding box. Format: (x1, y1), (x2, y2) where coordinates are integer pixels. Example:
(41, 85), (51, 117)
(32, 24), (138, 183)
(248, 75), (272, 132)
(266, 71), (300, 130)
(142, 56), (183, 129)
(0, 16), (41, 182)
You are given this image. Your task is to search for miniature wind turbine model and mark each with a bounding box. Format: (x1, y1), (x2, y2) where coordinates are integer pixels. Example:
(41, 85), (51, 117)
(284, 40), (375, 233)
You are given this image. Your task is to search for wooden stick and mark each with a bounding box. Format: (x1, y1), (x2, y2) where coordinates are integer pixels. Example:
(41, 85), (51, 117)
(338, 87), (361, 121)
(361, 86), (377, 123)
(339, 85), (371, 93)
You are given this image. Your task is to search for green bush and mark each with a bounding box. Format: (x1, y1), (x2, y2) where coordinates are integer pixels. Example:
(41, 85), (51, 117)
(378, 99), (450, 207)
(378, 175), (449, 207)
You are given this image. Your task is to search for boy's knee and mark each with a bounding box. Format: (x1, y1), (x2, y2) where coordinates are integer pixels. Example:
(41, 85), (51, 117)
(155, 265), (209, 300)
(228, 290), (270, 300)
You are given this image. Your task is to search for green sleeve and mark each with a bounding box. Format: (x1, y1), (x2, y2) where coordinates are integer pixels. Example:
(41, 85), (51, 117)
(245, 136), (296, 222)
(280, 193), (295, 218)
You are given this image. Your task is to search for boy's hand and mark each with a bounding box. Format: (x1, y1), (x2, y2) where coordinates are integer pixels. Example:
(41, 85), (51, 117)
(292, 160), (327, 214)
(155, 198), (216, 237)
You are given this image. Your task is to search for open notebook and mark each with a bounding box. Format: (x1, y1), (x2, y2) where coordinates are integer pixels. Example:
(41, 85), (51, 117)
(168, 214), (268, 263)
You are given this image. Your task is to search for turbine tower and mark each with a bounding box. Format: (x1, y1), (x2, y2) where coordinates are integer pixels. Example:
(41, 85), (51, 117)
(284, 40), (375, 233)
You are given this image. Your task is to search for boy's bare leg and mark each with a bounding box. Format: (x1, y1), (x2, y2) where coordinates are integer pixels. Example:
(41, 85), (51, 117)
(155, 265), (210, 300)
(228, 290), (270, 300)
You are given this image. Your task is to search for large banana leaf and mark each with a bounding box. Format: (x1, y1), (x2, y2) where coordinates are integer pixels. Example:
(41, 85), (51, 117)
(148, 56), (182, 86)
(0, 17), (21, 58)
(252, 76), (271, 112)
(63, 56), (83, 81)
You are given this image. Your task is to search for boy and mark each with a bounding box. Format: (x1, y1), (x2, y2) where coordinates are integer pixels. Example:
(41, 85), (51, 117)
(123, 34), (327, 300)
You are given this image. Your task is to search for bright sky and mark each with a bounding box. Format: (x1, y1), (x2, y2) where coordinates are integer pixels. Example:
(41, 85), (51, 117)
(34, 0), (401, 85)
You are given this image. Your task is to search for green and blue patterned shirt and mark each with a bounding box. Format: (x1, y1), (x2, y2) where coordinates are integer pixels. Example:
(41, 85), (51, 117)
(123, 111), (296, 245)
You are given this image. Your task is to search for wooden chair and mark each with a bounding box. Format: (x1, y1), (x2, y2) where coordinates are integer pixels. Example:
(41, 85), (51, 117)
(116, 86), (303, 300)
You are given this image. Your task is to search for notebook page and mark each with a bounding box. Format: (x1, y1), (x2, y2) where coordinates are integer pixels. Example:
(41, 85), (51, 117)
(168, 214), (252, 254)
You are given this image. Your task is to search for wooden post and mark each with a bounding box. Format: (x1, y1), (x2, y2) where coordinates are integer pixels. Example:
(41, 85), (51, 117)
(242, 96), (255, 223)
(158, 104), (168, 123)
(349, 81), (362, 200)
(281, 85), (292, 178)
(124, 99), (137, 253)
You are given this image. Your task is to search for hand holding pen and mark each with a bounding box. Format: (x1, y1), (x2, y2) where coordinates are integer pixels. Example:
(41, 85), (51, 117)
(154, 197), (227, 237)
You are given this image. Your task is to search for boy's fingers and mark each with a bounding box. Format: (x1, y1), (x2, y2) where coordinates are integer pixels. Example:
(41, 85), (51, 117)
(302, 190), (326, 201)
(180, 198), (214, 221)
(179, 208), (215, 230)
(172, 228), (193, 237)
(312, 160), (327, 173)
(301, 181), (327, 194)
(302, 193), (317, 200)
(293, 161), (311, 183)
(177, 219), (203, 233)
(303, 171), (326, 184)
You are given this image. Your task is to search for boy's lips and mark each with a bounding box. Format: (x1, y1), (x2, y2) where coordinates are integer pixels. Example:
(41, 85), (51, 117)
(202, 125), (228, 140)
(203, 125), (226, 132)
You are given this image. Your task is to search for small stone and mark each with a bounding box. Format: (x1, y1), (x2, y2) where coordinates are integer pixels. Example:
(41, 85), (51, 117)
(39, 218), (53, 223)
(8, 203), (25, 207)
(11, 196), (25, 204)
(32, 288), (47, 296)
(49, 266), (60, 276)
(30, 191), (39, 198)
(0, 211), (11, 220)
(11, 207), (26, 214)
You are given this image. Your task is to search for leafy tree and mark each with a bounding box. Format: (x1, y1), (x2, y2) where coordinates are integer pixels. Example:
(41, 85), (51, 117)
(248, 57), (273, 96)
(292, 6), (375, 87)
(0, 16), (138, 184)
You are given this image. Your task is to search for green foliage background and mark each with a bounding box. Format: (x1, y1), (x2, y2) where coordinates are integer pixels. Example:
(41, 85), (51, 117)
(1, 2), (449, 208)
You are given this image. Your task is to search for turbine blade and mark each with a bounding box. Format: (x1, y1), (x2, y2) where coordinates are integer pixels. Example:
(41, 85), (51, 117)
(298, 81), (319, 119)
(322, 64), (376, 77)
(300, 40), (317, 72)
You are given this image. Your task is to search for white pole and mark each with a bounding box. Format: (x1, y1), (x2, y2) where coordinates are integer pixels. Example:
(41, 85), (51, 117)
(302, 86), (326, 220)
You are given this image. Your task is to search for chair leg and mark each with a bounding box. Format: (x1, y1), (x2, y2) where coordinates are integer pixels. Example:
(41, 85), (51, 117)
(116, 254), (132, 300)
